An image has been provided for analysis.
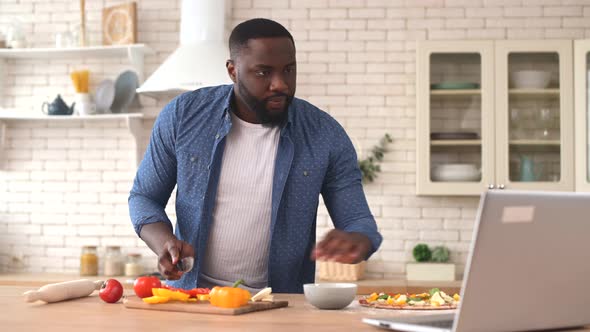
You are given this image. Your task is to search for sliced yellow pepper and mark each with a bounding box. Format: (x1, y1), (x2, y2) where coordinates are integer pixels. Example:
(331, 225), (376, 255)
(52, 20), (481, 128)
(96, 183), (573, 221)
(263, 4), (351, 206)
(152, 288), (190, 302)
(142, 295), (170, 304)
(368, 293), (379, 302)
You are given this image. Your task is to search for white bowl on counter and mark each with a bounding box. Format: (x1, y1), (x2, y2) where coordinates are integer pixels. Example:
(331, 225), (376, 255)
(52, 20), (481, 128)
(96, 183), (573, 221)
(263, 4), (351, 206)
(432, 163), (481, 182)
(303, 283), (357, 310)
(510, 70), (551, 89)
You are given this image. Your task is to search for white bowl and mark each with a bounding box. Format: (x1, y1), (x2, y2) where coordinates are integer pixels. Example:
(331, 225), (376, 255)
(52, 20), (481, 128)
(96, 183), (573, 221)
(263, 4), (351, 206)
(432, 164), (481, 182)
(303, 283), (357, 310)
(435, 163), (477, 173)
(510, 70), (551, 89)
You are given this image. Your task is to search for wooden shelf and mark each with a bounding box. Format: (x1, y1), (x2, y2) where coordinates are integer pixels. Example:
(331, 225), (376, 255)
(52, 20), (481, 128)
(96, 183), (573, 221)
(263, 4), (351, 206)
(430, 89), (481, 96)
(509, 88), (560, 96)
(431, 139), (482, 146)
(0, 44), (152, 59)
(509, 139), (560, 146)
(0, 111), (143, 121)
(509, 140), (561, 153)
(0, 111), (144, 166)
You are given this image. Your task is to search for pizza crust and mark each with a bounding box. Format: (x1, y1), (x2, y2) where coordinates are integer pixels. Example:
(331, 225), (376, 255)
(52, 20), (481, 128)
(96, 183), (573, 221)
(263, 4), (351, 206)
(359, 299), (457, 311)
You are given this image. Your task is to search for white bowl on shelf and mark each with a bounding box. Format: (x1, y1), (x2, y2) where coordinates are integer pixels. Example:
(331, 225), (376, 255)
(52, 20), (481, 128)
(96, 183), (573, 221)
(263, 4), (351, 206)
(510, 70), (551, 89)
(432, 163), (481, 182)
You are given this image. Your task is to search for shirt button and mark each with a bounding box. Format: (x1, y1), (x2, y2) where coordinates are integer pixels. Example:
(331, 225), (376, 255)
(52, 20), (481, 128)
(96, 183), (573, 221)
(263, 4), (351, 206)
(190, 157), (196, 162)
(303, 171), (309, 176)
(215, 134), (220, 139)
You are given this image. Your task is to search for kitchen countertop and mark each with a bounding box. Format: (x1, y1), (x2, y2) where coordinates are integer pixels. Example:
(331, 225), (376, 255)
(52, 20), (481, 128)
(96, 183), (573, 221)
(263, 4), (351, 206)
(2, 285), (589, 332)
(0, 272), (462, 294)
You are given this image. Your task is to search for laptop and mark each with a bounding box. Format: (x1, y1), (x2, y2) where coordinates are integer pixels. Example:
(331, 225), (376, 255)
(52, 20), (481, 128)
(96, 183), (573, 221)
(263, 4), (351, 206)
(363, 190), (590, 332)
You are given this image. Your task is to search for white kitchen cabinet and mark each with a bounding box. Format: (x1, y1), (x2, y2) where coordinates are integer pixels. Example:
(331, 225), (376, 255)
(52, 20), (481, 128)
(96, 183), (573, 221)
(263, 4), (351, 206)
(417, 40), (574, 196)
(574, 40), (590, 191)
(416, 41), (495, 196)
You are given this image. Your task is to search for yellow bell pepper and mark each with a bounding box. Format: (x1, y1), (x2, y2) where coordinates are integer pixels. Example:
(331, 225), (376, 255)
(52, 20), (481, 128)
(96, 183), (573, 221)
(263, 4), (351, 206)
(152, 288), (190, 302)
(209, 279), (251, 309)
(142, 295), (170, 304)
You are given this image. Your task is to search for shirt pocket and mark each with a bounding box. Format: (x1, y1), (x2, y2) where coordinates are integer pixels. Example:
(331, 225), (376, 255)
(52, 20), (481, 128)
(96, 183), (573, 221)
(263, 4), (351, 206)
(289, 163), (326, 195)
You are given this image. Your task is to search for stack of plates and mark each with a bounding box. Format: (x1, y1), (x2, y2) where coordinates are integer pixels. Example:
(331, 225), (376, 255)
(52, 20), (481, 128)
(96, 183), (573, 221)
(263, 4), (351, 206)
(430, 82), (480, 90)
(95, 79), (115, 114)
(111, 70), (139, 113)
(95, 70), (139, 114)
(430, 132), (479, 140)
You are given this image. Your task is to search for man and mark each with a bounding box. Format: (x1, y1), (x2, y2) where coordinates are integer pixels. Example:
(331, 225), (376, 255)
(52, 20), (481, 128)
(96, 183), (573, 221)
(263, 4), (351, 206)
(129, 18), (382, 294)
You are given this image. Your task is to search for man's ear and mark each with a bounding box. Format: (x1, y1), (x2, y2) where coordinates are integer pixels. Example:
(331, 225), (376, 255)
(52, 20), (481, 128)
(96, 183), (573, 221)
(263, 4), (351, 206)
(226, 60), (237, 83)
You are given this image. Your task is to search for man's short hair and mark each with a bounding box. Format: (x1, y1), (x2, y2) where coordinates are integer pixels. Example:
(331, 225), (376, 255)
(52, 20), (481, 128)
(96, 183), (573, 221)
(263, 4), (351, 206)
(229, 18), (295, 59)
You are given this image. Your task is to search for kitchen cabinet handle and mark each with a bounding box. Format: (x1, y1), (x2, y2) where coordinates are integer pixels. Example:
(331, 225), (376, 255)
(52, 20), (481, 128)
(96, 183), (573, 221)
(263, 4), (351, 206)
(498, 184), (505, 189)
(488, 184), (495, 189)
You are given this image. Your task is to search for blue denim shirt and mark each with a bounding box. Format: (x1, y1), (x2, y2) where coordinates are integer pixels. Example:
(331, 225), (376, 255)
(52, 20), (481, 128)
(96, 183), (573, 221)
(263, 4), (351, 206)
(129, 85), (382, 293)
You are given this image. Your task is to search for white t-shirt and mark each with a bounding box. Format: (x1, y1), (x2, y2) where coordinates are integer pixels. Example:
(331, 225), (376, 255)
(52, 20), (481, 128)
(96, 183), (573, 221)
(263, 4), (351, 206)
(199, 111), (281, 292)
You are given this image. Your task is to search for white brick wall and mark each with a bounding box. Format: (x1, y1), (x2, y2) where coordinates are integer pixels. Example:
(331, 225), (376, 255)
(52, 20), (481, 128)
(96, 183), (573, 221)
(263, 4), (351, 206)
(1, 0), (589, 280)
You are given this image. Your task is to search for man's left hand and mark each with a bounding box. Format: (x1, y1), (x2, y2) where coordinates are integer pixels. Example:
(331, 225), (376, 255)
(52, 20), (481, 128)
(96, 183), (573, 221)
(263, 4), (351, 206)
(311, 229), (372, 264)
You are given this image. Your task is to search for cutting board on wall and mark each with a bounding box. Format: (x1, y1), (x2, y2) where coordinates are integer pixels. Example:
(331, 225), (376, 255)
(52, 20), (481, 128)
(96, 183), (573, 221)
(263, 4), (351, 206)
(123, 297), (289, 315)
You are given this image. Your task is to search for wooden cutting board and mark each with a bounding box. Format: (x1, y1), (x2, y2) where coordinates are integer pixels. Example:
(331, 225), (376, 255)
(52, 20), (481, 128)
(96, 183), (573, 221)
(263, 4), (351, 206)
(123, 297), (289, 315)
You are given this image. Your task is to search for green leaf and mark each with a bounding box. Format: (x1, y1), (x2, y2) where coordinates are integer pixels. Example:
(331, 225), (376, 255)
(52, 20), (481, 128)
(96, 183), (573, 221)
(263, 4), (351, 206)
(429, 288), (440, 296)
(358, 133), (392, 183)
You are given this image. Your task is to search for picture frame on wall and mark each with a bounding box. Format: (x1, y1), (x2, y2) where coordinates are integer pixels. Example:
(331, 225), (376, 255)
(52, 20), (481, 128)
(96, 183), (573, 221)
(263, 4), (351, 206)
(102, 2), (137, 45)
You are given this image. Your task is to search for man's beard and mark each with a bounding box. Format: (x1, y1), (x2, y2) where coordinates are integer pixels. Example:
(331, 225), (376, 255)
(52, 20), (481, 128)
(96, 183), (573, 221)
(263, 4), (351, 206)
(238, 80), (293, 127)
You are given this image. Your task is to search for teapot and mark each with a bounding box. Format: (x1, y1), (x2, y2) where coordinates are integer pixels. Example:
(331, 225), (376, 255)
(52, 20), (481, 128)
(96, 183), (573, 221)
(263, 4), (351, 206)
(42, 94), (75, 115)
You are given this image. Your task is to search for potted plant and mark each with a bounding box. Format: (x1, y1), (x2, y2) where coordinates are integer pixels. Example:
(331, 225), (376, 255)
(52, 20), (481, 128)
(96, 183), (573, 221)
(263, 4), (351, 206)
(406, 243), (456, 281)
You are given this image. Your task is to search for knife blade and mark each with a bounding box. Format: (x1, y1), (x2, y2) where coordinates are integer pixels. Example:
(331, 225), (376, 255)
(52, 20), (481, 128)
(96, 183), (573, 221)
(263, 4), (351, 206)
(176, 257), (194, 273)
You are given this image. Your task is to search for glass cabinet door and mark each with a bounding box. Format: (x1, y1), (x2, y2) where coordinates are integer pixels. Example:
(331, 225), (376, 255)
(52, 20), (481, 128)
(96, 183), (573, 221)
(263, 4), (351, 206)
(495, 40), (574, 191)
(417, 41), (494, 195)
(575, 40), (590, 191)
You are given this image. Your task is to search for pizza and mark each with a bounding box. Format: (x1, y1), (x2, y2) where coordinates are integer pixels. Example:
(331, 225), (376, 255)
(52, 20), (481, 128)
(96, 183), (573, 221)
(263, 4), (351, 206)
(359, 288), (460, 310)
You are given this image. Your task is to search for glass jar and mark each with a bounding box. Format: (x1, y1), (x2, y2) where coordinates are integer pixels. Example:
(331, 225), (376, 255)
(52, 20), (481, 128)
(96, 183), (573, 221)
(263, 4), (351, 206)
(80, 246), (98, 276)
(104, 246), (124, 276)
(124, 253), (143, 277)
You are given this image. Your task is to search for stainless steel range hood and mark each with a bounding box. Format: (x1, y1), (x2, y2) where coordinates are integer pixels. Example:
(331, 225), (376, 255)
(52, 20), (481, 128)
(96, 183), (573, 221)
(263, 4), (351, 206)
(136, 0), (232, 99)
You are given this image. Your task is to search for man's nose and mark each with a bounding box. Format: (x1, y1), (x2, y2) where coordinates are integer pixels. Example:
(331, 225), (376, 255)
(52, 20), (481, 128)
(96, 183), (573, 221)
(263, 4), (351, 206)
(269, 73), (288, 92)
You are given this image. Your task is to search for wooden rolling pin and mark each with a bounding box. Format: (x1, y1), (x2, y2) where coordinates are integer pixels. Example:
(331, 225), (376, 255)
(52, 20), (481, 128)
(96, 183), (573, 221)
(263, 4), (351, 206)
(23, 279), (103, 303)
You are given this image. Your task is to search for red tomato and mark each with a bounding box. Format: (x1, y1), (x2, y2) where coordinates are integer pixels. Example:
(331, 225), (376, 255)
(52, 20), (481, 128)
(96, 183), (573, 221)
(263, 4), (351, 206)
(99, 279), (124, 303)
(133, 276), (162, 298)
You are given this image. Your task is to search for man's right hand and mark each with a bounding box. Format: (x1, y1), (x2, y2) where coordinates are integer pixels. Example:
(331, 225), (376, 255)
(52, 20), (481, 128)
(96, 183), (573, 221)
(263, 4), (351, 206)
(158, 238), (195, 280)
(139, 222), (195, 281)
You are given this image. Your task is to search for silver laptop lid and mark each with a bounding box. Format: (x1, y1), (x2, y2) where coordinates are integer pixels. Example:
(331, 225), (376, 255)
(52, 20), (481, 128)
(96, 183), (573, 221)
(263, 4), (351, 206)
(455, 190), (590, 332)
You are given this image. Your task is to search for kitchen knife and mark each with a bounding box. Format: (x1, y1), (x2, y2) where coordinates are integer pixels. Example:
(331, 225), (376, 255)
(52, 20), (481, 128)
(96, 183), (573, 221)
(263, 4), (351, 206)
(176, 257), (194, 273)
